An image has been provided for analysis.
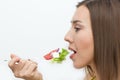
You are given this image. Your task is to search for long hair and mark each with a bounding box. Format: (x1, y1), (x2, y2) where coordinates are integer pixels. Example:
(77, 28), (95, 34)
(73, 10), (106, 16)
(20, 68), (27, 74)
(77, 0), (120, 80)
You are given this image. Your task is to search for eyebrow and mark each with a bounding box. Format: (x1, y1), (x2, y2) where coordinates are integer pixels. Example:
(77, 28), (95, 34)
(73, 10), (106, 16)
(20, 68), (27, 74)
(71, 20), (82, 24)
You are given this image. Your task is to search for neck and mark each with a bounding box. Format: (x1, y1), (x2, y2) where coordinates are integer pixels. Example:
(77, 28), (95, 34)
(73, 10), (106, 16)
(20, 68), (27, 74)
(88, 62), (99, 80)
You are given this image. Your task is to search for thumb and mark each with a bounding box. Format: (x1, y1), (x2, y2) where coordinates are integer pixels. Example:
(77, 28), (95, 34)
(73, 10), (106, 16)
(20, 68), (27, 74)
(10, 53), (20, 59)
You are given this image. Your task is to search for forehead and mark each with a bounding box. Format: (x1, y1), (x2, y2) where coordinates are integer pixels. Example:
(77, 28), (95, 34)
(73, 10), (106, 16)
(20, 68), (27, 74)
(72, 5), (90, 23)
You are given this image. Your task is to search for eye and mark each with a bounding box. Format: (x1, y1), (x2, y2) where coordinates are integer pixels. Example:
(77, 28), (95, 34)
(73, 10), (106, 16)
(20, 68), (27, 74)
(74, 24), (81, 32)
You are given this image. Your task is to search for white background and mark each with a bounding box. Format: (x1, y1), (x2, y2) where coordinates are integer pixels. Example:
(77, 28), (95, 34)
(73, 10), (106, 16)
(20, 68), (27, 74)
(0, 0), (85, 80)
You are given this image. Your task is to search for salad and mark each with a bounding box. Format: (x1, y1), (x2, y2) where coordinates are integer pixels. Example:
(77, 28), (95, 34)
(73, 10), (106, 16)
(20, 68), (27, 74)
(44, 48), (69, 63)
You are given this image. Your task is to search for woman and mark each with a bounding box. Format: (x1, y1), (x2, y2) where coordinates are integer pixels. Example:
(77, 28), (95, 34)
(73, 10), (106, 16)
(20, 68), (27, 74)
(65, 0), (120, 80)
(8, 0), (120, 80)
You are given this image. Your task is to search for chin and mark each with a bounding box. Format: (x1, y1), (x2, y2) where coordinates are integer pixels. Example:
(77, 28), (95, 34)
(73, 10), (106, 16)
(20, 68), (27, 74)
(73, 63), (85, 69)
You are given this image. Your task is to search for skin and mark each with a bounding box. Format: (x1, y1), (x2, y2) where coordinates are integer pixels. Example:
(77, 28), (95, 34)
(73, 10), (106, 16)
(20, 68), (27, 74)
(8, 54), (42, 80)
(8, 5), (97, 80)
(64, 5), (94, 69)
(64, 5), (99, 80)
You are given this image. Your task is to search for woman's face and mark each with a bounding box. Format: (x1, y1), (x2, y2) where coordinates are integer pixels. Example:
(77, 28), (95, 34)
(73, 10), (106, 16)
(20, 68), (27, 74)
(64, 5), (94, 68)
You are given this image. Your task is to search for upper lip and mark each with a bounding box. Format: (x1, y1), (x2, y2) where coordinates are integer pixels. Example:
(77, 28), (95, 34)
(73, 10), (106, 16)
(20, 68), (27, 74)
(68, 47), (76, 53)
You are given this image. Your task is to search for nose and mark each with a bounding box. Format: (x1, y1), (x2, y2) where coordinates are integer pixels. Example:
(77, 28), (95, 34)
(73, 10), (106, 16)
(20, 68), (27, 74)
(64, 30), (73, 43)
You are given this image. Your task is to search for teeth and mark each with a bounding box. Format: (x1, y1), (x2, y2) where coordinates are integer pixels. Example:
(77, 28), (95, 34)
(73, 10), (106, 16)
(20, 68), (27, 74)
(68, 47), (77, 54)
(74, 51), (76, 53)
(69, 50), (74, 54)
(70, 50), (76, 53)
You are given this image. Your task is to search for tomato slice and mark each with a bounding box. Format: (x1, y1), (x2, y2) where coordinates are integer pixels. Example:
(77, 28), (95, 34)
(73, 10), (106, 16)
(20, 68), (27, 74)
(44, 48), (59, 60)
(44, 53), (53, 60)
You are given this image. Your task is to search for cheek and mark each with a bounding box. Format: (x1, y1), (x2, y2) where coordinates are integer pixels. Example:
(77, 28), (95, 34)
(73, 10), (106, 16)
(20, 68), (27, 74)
(76, 32), (93, 50)
(74, 32), (94, 68)
(73, 49), (94, 69)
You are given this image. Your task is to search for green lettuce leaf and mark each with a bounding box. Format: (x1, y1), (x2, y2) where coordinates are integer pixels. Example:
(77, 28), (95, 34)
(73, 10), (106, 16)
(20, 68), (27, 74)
(51, 48), (69, 63)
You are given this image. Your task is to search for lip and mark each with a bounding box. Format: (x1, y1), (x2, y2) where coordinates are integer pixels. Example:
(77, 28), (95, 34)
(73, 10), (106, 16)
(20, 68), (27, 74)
(70, 53), (75, 59)
(68, 47), (77, 59)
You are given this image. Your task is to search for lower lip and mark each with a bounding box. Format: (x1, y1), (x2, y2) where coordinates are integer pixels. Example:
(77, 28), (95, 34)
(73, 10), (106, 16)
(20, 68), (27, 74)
(70, 53), (76, 59)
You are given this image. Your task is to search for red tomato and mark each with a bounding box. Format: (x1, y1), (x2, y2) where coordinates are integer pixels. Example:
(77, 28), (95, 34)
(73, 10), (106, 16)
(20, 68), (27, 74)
(44, 48), (59, 60)
(44, 53), (53, 60)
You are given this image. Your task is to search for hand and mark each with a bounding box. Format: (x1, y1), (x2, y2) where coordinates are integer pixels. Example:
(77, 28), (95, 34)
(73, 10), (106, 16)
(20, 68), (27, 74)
(8, 54), (43, 80)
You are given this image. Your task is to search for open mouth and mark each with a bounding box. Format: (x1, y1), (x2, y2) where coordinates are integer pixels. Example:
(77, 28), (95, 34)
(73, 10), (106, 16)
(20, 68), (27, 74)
(69, 47), (76, 53)
(68, 47), (77, 59)
(73, 50), (77, 54)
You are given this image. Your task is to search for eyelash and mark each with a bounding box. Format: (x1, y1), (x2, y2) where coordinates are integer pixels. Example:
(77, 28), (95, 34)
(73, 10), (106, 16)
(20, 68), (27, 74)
(74, 24), (81, 32)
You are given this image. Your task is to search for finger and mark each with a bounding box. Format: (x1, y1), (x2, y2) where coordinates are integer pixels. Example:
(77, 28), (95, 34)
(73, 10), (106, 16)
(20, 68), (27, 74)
(10, 54), (20, 59)
(19, 60), (37, 74)
(26, 63), (38, 74)
(20, 62), (38, 79)
(10, 54), (21, 64)
(20, 60), (33, 72)
(10, 54), (16, 59)
(14, 59), (26, 70)
(12, 59), (27, 78)
(8, 57), (21, 71)
(27, 59), (38, 65)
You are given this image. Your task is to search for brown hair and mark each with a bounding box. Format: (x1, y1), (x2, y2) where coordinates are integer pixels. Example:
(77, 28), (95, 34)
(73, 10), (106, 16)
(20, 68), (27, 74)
(77, 0), (120, 80)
